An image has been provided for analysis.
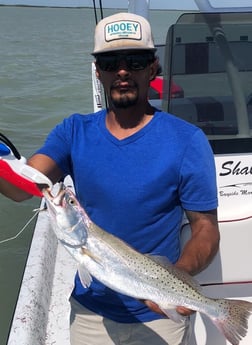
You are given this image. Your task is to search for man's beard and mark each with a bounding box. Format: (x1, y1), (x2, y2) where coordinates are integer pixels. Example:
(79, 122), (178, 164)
(111, 94), (138, 108)
(110, 83), (138, 108)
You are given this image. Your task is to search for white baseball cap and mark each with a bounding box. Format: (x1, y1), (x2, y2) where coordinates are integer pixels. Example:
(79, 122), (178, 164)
(92, 12), (156, 55)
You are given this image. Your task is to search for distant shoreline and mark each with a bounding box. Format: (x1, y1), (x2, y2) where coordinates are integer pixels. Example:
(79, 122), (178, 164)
(0, 4), (180, 11)
(0, 4), (97, 8)
(0, 3), (127, 9)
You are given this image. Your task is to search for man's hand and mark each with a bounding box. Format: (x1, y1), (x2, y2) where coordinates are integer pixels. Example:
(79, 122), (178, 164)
(143, 300), (195, 317)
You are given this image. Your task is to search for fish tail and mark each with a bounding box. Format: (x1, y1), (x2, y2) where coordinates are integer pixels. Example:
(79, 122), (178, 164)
(211, 298), (252, 345)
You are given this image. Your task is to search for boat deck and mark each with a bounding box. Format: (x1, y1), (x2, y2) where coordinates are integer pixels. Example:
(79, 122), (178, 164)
(7, 203), (75, 345)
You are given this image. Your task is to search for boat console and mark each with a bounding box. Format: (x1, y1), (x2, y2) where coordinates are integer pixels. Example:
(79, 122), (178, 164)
(158, 11), (252, 344)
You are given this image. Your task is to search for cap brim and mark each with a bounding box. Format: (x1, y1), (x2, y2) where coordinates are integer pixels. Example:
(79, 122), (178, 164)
(92, 46), (156, 56)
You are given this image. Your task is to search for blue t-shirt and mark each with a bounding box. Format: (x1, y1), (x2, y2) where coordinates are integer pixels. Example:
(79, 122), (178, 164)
(37, 109), (218, 323)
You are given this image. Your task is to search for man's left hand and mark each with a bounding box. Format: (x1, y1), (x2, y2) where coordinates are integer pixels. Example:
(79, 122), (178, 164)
(144, 300), (195, 317)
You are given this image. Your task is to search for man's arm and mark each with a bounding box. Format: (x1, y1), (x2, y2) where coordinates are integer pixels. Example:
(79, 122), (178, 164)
(0, 154), (63, 201)
(145, 209), (220, 316)
(0, 178), (32, 201)
(176, 209), (220, 276)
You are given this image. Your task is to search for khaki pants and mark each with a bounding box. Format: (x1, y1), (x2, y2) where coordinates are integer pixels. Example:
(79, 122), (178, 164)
(70, 297), (191, 345)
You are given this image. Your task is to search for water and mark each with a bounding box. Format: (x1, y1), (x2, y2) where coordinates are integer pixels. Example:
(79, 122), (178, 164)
(0, 6), (181, 344)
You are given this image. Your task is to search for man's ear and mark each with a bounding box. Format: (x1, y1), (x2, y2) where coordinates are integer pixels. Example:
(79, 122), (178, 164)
(95, 62), (100, 79)
(149, 58), (160, 82)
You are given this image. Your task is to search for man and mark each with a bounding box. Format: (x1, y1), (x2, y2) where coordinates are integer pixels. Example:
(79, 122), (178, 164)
(0, 12), (219, 345)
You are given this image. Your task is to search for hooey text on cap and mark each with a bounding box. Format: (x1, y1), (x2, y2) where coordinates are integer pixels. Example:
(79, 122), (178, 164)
(105, 20), (142, 42)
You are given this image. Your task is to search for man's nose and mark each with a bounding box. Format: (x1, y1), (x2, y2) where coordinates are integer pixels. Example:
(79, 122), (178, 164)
(116, 59), (130, 75)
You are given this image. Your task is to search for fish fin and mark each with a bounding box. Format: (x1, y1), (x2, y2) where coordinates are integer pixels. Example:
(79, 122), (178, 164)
(145, 254), (172, 267)
(211, 299), (252, 345)
(160, 305), (187, 323)
(145, 254), (201, 292)
(81, 247), (103, 265)
(77, 263), (93, 288)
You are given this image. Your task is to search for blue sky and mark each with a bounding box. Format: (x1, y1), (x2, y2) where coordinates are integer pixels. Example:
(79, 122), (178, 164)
(0, 0), (252, 10)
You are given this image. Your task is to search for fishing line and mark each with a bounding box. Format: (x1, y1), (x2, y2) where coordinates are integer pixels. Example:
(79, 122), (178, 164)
(0, 205), (46, 244)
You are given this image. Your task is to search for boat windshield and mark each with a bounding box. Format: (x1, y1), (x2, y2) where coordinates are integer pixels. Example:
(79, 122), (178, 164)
(160, 12), (252, 154)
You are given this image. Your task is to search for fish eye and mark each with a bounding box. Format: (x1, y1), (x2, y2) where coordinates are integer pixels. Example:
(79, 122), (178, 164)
(67, 196), (77, 206)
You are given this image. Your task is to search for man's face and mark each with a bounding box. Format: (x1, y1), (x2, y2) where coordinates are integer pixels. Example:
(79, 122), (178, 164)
(95, 51), (157, 109)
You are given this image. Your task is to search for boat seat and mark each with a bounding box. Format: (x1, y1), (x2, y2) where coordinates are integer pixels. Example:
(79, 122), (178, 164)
(170, 96), (238, 135)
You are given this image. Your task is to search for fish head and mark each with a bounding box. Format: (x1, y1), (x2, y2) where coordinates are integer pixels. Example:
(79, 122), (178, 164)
(43, 183), (88, 247)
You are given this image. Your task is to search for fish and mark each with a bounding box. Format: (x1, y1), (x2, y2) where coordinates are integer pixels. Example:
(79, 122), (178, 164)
(43, 183), (252, 345)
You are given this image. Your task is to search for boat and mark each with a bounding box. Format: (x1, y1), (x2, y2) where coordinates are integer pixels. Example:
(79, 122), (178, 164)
(6, 1), (252, 344)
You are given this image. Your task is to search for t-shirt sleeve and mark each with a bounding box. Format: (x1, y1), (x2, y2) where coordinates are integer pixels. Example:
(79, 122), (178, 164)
(179, 129), (218, 211)
(36, 116), (73, 176)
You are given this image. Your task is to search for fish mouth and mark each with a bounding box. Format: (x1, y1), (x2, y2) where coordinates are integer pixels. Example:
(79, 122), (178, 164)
(42, 182), (66, 206)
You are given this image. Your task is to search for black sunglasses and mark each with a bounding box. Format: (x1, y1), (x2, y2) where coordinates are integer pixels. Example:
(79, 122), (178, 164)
(95, 53), (155, 72)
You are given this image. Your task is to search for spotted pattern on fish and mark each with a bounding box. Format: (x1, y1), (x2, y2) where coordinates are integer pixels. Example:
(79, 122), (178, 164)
(43, 184), (252, 345)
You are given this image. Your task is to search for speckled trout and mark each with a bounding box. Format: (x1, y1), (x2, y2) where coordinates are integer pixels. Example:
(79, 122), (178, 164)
(43, 183), (252, 345)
